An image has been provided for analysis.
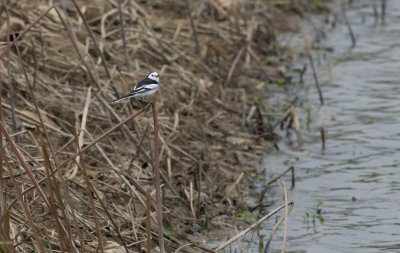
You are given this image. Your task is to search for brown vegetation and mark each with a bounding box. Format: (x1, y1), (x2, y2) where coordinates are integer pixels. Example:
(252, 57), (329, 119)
(0, 0), (321, 251)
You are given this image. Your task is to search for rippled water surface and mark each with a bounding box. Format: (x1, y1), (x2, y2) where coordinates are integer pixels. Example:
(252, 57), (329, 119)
(207, 2), (400, 252)
(263, 2), (400, 252)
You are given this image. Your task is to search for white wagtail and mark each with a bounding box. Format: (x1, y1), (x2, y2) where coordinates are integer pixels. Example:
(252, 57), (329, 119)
(112, 72), (159, 103)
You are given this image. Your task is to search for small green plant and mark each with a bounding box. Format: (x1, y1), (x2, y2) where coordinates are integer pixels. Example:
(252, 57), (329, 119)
(277, 78), (285, 86)
(199, 217), (208, 230)
(247, 213), (257, 219)
(306, 105), (312, 127)
(304, 201), (325, 228)
(250, 173), (262, 179)
(167, 226), (173, 235)
(258, 233), (266, 252)
(304, 211), (310, 222)
(236, 211), (257, 220)
(236, 210), (248, 217)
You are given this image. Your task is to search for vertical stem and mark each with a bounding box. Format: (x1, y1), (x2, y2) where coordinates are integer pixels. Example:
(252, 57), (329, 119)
(117, 0), (131, 70)
(146, 188), (152, 252)
(381, 0), (386, 25)
(342, 6), (356, 48)
(307, 52), (324, 106)
(279, 179), (288, 253)
(290, 106), (303, 147)
(0, 29), (3, 219)
(291, 167), (295, 188)
(304, 34), (324, 105)
(75, 141), (104, 253)
(0, 65), (3, 224)
(185, 0), (200, 54)
(152, 103), (164, 253)
(373, 0), (379, 25)
(3, 0), (18, 142)
(196, 161), (202, 217)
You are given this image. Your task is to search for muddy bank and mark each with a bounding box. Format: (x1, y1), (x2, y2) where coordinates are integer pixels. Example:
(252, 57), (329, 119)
(0, 0), (330, 252)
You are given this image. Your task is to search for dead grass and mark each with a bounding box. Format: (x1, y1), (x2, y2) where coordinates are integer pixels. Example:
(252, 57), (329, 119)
(0, 0), (320, 251)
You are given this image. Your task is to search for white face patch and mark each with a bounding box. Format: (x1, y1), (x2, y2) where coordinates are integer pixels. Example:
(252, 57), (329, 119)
(148, 72), (159, 82)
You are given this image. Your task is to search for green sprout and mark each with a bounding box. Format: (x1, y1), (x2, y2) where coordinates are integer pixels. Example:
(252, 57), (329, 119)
(304, 201), (325, 229)
(167, 226), (173, 235)
(306, 105), (312, 127)
(250, 173), (262, 179)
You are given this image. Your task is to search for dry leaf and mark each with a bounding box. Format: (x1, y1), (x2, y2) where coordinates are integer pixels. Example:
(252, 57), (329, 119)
(104, 241), (124, 253)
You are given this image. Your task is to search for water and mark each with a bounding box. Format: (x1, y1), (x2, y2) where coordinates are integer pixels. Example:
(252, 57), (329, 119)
(263, 2), (400, 252)
(206, 2), (400, 252)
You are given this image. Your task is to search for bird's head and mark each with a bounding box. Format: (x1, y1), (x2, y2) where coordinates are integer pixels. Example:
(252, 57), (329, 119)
(148, 72), (159, 82)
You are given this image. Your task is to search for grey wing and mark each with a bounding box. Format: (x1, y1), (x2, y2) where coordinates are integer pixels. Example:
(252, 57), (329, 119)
(129, 84), (158, 97)
(132, 78), (157, 91)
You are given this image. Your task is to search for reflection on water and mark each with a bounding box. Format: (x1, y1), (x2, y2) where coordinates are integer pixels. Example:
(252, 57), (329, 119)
(265, 1), (400, 252)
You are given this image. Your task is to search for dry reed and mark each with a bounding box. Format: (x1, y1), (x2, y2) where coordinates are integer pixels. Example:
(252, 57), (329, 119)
(0, 0), (325, 251)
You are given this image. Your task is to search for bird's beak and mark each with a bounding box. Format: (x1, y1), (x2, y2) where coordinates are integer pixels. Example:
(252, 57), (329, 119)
(155, 74), (159, 77)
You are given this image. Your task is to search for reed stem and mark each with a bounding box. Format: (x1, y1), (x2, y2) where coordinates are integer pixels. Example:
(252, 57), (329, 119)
(152, 103), (165, 253)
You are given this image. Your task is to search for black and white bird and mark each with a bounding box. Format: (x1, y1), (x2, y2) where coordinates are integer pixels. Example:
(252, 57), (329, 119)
(112, 72), (159, 103)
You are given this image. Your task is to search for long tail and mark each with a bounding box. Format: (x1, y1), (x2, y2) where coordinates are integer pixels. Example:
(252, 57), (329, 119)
(112, 94), (136, 103)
